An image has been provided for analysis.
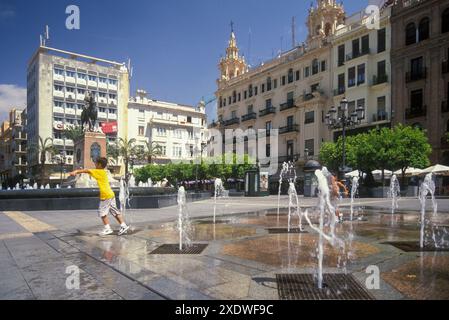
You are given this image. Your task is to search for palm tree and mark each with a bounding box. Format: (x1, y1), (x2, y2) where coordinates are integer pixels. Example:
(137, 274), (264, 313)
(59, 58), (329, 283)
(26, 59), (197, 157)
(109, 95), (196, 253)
(107, 138), (138, 180)
(29, 137), (57, 186)
(63, 126), (84, 143)
(140, 141), (163, 164)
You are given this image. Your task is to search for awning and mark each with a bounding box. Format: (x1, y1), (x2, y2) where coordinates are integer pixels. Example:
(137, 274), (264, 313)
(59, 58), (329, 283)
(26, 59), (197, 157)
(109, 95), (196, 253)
(420, 164), (449, 176)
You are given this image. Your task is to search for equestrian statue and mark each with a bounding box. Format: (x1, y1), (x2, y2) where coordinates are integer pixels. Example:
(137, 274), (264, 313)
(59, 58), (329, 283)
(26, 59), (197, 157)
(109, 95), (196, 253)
(81, 91), (98, 132)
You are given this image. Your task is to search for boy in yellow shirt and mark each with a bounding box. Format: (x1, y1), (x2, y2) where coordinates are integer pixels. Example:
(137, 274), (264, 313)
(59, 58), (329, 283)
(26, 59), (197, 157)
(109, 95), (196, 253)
(69, 157), (130, 236)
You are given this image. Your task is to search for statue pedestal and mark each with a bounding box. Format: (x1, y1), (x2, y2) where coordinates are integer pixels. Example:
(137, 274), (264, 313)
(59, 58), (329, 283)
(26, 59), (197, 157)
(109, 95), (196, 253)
(74, 132), (107, 169)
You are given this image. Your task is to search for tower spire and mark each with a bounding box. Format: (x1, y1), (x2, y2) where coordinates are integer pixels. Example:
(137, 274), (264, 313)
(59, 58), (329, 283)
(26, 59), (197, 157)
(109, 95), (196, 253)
(306, 0), (345, 46)
(218, 23), (248, 83)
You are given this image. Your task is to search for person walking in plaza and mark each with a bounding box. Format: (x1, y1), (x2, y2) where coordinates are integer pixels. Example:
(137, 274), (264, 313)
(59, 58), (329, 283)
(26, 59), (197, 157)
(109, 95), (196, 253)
(69, 157), (130, 236)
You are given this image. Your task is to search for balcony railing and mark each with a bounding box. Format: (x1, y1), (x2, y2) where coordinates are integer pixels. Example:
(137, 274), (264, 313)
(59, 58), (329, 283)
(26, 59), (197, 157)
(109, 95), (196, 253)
(279, 124), (300, 134)
(442, 101), (449, 113)
(443, 61), (449, 74)
(280, 100), (296, 111)
(223, 118), (240, 126)
(241, 112), (257, 122)
(406, 68), (427, 83)
(346, 49), (370, 61)
(303, 93), (315, 101)
(405, 106), (427, 119)
(372, 111), (389, 122)
(372, 74), (388, 86)
(259, 106), (276, 117)
(333, 88), (345, 96)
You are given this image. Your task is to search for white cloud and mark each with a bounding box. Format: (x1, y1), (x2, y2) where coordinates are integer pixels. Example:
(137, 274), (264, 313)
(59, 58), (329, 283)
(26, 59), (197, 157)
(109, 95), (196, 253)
(0, 4), (15, 20)
(0, 84), (26, 122)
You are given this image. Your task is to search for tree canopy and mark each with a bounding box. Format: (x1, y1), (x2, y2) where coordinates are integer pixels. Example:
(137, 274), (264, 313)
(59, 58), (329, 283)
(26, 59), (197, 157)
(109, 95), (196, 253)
(134, 153), (255, 187)
(319, 125), (431, 185)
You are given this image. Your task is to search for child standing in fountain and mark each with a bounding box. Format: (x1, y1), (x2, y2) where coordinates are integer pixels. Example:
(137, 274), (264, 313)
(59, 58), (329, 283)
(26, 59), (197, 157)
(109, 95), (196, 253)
(69, 157), (130, 236)
(330, 174), (349, 223)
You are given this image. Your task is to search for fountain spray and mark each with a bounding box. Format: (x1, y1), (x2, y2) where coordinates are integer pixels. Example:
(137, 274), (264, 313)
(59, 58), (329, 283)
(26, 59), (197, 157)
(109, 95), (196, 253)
(389, 175), (401, 214)
(277, 162), (289, 219)
(213, 178), (226, 224)
(287, 182), (303, 232)
(177, 186), (192, 251)
(350, 176), (359, 221)
(419, 173), (437, 248)
(119, 177), (133, 227)
(304, 169), (345, 289)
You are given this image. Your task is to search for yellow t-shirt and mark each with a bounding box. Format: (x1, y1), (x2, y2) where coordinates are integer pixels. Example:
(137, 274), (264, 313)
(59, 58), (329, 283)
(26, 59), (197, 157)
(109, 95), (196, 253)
(88, 169), (115, 200)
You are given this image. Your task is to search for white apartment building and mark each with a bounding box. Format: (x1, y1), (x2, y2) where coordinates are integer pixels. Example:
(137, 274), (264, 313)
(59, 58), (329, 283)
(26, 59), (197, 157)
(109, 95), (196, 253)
(128, 90), (208, 165)
(330, 4), (392, 140)
(215, 0), (345, 168)
(26, 46), (130, 175)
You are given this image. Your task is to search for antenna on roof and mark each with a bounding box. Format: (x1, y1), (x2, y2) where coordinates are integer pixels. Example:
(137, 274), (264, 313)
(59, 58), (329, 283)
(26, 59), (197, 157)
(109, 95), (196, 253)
(45, 25), (50, 41)
(128, 58), (133, 78)
(248, 28), (252, 66)
(40, 25), (50, 46)
(291, 17), (296, 48)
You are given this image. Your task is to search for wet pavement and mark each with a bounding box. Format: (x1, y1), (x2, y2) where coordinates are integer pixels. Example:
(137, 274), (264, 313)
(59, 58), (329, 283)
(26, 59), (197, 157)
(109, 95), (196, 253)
(1, 196), (449, 300)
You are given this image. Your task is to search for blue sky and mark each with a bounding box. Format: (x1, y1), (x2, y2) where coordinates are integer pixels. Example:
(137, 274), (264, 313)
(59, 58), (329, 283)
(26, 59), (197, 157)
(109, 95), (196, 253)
(0, 0), (369, 123)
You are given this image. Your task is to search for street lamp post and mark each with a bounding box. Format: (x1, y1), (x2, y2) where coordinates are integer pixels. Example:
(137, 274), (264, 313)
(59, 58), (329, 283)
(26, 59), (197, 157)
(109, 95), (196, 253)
(194, 137), (207, 192)
(325, 97), (365, 180)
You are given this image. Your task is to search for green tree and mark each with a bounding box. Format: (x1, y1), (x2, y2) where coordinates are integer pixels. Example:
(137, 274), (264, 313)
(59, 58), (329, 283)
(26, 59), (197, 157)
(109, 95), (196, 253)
(133, 153), (256, 189)
(139, 141), (163, 164)
(107, 138), (139, 180)
(62, 126), (84, 143)
(319, 142), (339, 173)
(319, 125), (431, 188)
(29, 137), (57, 186)
(390, 125), (431, 186)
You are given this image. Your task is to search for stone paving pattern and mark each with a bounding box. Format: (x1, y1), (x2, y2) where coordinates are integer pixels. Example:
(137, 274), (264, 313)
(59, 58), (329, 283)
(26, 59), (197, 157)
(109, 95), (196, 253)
(1, 196), (449, 300)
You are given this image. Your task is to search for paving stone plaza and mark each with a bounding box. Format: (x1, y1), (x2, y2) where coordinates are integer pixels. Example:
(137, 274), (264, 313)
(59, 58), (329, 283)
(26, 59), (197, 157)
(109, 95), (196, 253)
(1, 196), (448, 300)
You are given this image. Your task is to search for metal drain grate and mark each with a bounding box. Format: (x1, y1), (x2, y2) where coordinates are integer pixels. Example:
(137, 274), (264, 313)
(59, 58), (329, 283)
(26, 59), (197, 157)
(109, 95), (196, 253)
(276, 274), (374, 300)
(266, 213), (288, 217)
(382, 241), (449, 252)
(195, 220), (229, 225)
(341, 217), (369, 222)
(149, 244), (208, 255)
(267, 228), (307, 234)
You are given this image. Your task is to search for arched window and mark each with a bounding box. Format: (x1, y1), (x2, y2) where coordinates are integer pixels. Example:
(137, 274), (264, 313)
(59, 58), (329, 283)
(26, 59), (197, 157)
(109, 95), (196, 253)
(288, 69), (294, 83)
(312, 59), (319, 75)
(267, 77), (272, 91)
(418, 18), (430, 42)
(406, 22), (417, 46)
(442, 8), (449, 33)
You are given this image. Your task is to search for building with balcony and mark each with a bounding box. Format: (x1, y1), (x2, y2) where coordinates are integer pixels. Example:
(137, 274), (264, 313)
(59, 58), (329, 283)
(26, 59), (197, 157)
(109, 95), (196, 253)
(128, 90), (208, 166)
(330, 2), (392, 141)
(0, 109), (27, 186)
(26, 46), (130, 177)
(391, 0), (449, 164)
(215, 0), (346, 171)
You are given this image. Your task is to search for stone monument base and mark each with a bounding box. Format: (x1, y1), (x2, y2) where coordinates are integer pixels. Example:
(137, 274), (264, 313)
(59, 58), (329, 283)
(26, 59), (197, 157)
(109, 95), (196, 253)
(74, 131), (107, 169)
